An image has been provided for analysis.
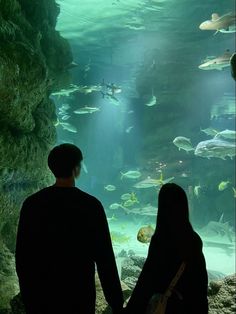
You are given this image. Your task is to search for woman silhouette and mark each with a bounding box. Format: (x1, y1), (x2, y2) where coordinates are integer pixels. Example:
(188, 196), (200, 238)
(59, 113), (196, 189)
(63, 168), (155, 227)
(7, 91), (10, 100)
(124, 183), (208, 314)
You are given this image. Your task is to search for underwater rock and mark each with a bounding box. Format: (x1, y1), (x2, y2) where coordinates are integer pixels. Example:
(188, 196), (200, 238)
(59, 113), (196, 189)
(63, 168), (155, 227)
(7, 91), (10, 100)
(123, 276), (138, 290)
(121, 264), (142, 280)
(0, 243), (19, 311)
(208, 274), (236, 314)
(0, 0), (73, 310)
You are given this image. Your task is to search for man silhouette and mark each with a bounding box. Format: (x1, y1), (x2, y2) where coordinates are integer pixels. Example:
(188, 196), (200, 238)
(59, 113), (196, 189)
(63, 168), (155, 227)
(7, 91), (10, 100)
(15, 143), (123, 314)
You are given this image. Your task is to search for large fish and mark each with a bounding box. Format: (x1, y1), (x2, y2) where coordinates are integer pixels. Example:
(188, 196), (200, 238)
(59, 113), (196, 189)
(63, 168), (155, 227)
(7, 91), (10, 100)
(198, 51), (232, 71)
(199, 12), (236, 33)
(214, 129), (236, 140)
(194, 138), (236, 160)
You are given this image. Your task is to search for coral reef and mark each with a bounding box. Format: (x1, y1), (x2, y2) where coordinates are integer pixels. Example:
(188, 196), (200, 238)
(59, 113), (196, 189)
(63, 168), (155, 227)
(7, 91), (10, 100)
(0, 0), (73, 309)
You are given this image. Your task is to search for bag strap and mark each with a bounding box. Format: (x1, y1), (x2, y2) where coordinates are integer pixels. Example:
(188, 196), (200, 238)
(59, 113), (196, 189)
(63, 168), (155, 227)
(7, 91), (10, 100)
(162, 261), (186, 300)
(168, 261), (186, 291)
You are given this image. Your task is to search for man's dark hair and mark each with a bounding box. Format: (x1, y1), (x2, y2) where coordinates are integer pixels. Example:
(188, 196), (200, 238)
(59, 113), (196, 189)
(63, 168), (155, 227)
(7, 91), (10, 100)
(48, 144), (83, 178)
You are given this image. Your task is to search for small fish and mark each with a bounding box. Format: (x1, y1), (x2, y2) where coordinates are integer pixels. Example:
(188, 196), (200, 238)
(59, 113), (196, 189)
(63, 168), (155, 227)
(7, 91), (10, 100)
(104, 184), (116, 191)
(137, 225), (155, 243)
(120, 170), (141, 179)
(61, 115), (71, 121)
(123, 199), (137, 207)
(193, 185), (201, 197)
(134, 174), (174, 189)
(107, 214), (117, 222)
(109, 203), (125, 210)
(200, 127), (219, 137)
(232, 187), (236, 198)
(124, 204), (157, 216)
(125, 126), (134, 133)
(145, 95), (157, 107)
(59, 122), (77, 133)
(121, 193), (132, 201)
(51, 84), (80, 97)
(173, 136), (194, 152)
(74, 106), (100, 114)
(218, 181), (230, 191)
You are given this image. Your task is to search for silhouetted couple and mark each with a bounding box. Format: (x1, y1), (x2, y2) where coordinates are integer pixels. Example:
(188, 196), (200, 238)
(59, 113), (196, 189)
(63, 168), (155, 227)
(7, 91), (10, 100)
(16, 144), (208, 314)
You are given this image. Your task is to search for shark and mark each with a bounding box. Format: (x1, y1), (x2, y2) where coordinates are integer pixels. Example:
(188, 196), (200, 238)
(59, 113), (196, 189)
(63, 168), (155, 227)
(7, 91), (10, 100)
(199, 12), (236, 34)
(198, 51), (232, 71)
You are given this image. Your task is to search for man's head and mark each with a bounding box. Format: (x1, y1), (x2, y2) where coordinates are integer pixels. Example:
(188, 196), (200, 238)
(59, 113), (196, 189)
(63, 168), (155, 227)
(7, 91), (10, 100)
(48, 144), (83, 178)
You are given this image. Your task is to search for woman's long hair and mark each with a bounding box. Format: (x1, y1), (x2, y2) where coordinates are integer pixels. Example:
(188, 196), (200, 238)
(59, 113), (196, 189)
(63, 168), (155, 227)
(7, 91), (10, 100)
(154, 183), (194, 253)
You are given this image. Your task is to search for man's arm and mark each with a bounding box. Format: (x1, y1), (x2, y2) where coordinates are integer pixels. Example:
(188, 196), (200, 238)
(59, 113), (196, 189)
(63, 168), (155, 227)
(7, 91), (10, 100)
(15, 199), (38, 307)
(94, 201), (124, 313)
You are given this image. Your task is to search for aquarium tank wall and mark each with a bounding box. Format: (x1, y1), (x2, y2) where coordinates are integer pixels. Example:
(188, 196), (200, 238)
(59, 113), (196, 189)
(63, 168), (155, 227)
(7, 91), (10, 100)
(0, 0), (235, 312)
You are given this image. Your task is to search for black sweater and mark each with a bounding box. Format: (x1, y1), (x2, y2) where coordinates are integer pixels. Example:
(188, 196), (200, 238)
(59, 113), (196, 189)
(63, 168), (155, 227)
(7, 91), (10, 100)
(15, 186), (123, 314)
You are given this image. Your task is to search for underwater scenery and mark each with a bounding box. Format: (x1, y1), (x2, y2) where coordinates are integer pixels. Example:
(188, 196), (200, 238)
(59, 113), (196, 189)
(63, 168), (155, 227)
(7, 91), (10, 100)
(0, 0), (235, 312)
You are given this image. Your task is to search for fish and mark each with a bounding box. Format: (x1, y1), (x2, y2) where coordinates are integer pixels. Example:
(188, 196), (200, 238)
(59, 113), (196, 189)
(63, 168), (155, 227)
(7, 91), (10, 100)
(173, 136), (194, 152)
(109, 203), (125, 210)
(200, 127), (219, 137)
(121, 193), (132, 201)
(137, 225), (155, 243)
(77, 85), (102, 94)
(74, 106), (100, 114)
(218, 181), (230, 191)
(199, 216), (234, 243)
(125, 126), (134, 133)
(102, 80), (122, 96)
(199, 12), (236, 33)
(51, 84), (80, 97)
(61, 115), (71, 121)
(59, 122), (77, 133)
(133, 174), (174, 189)
(123, 199), (137, 207)
(104, 184), (116, 191)
(120, 170), (142, 179)
(145, 95), (157, 107)
(198, 51), (232, 71)
(124, 204), (157, 216)
(194, 138), (236, 159)
(214, 129), (236, 140)
(110, 231), (131, 244)
(193, 185), (201, 197)
(232, 187), (236, 198)
(107, 214), (117, 222)
(121, 192), (139, 205)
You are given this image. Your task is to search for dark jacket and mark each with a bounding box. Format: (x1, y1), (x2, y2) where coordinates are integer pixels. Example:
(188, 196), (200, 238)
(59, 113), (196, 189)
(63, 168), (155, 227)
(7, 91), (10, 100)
(124, 232), (208, 314)
(15, 186), (123, 314)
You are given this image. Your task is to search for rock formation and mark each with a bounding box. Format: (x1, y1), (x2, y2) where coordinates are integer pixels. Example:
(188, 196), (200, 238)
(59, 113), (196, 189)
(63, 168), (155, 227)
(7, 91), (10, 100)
(0, 0), (73, 309)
